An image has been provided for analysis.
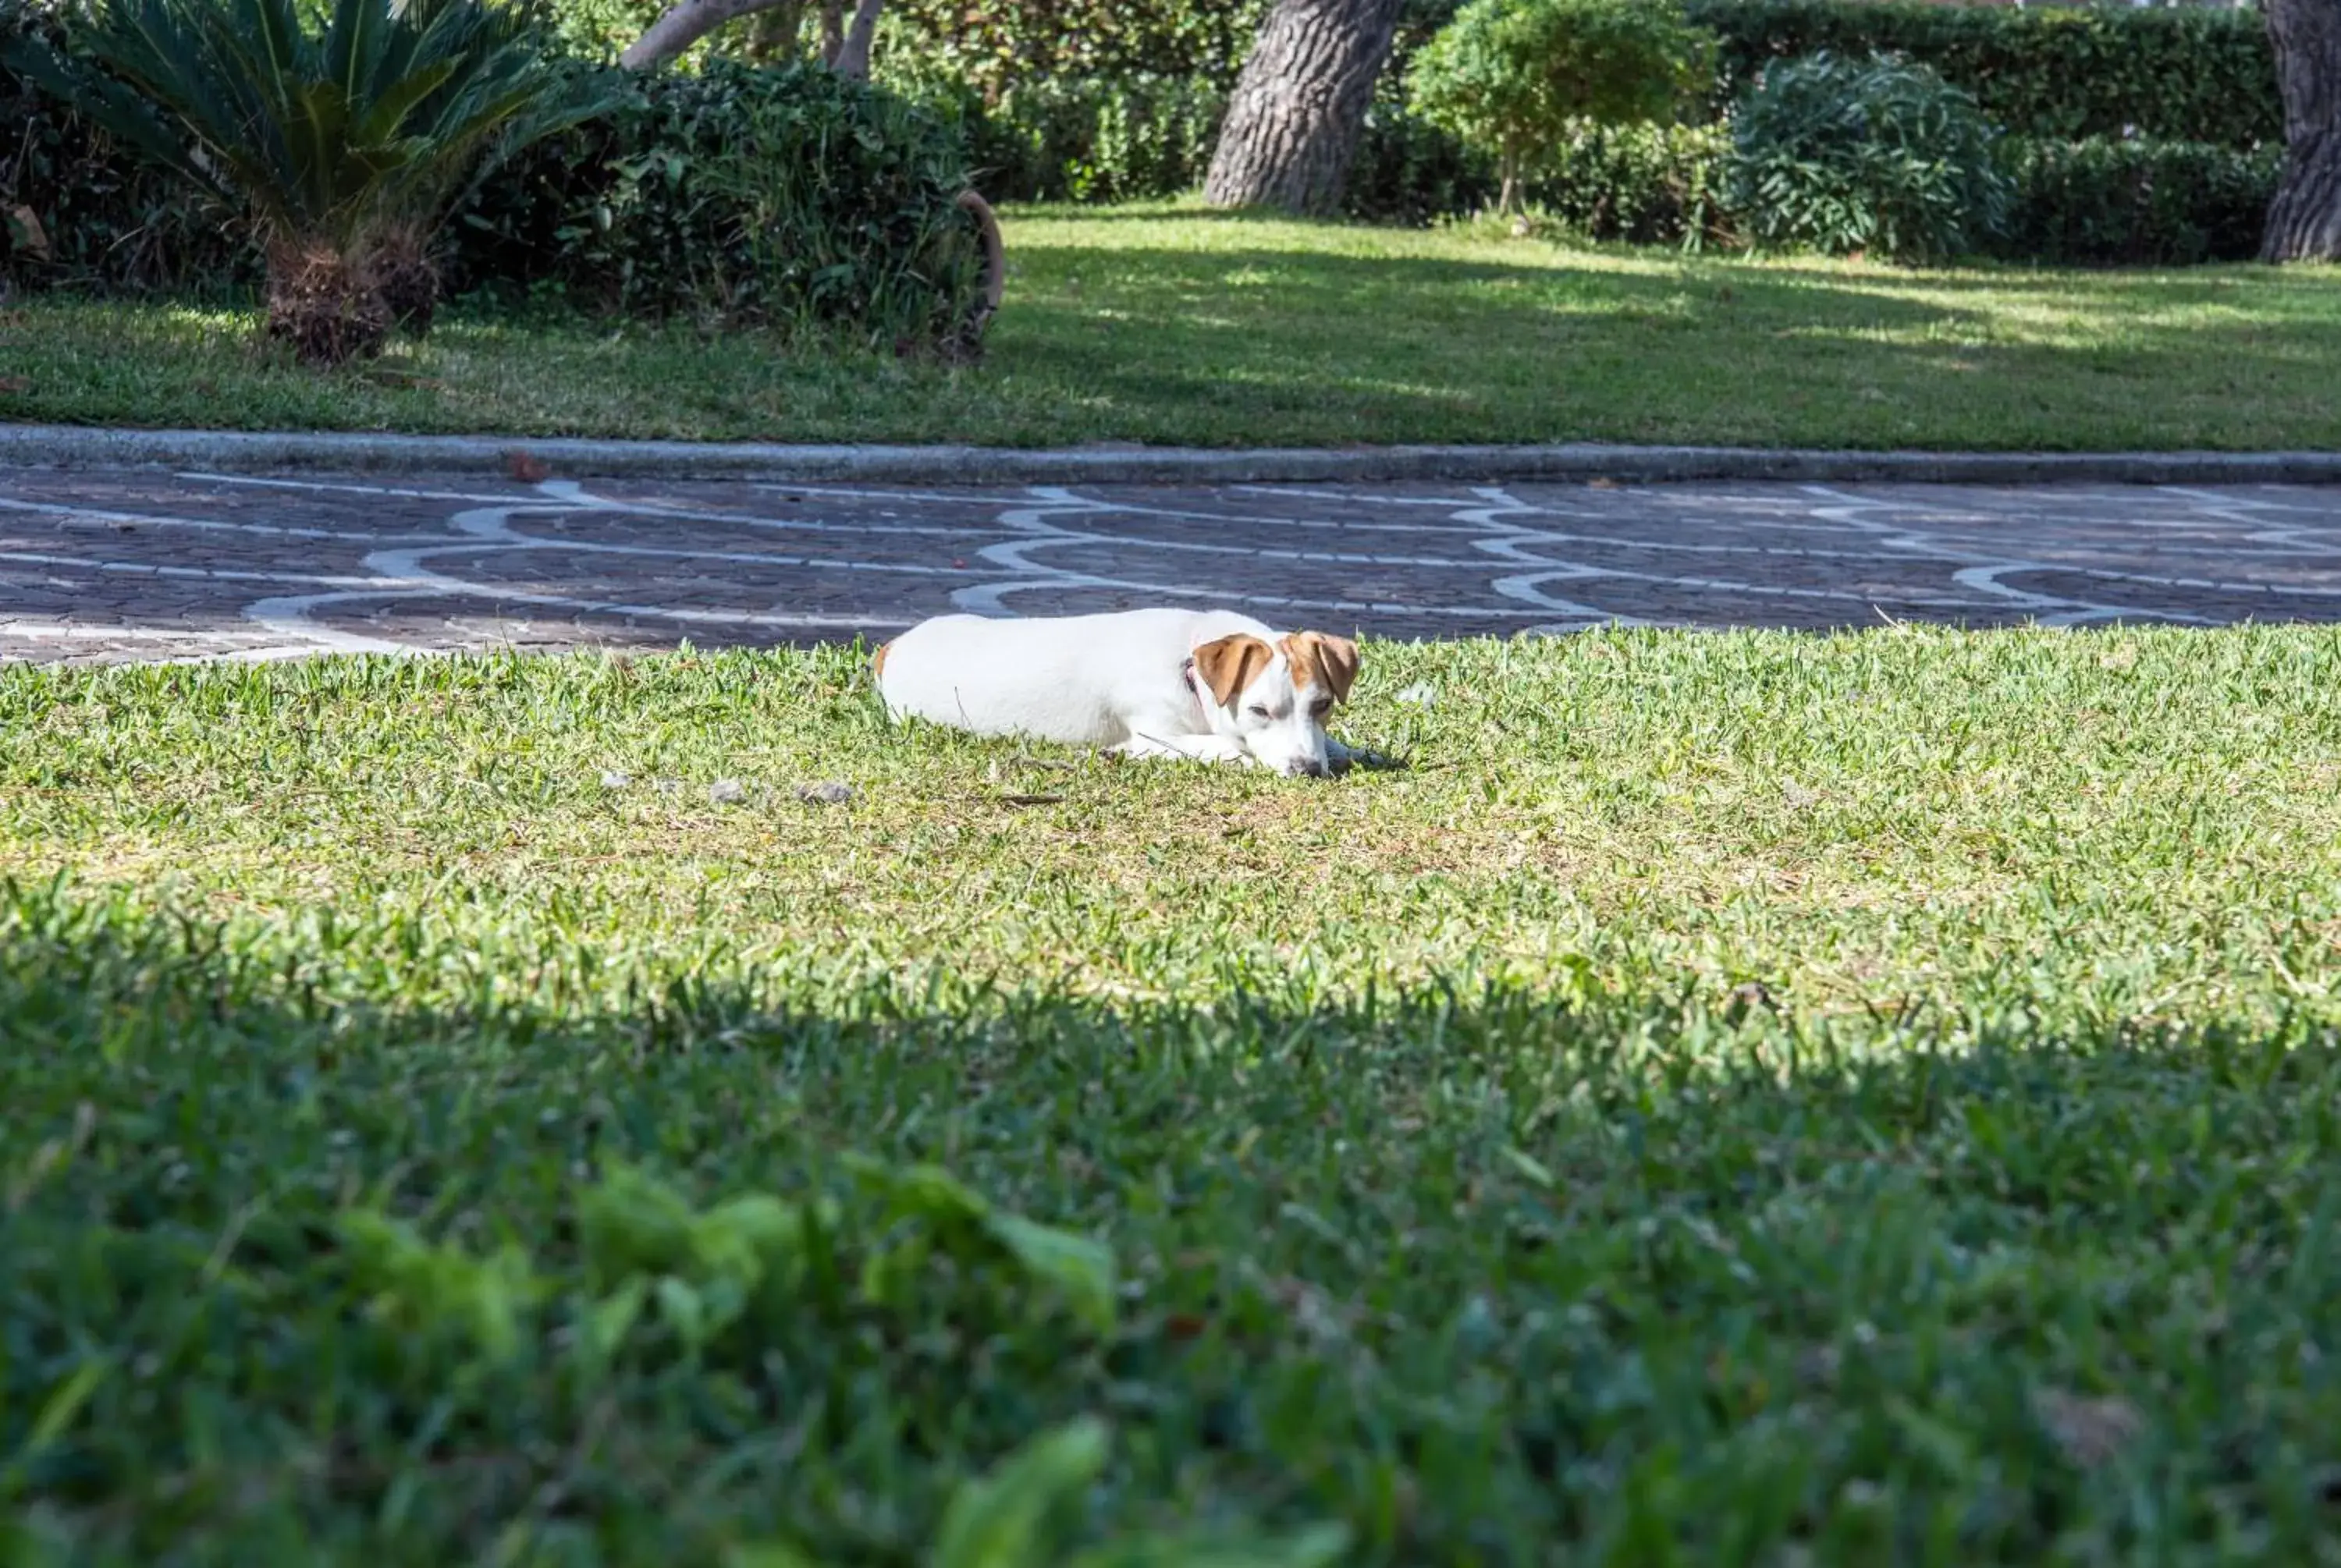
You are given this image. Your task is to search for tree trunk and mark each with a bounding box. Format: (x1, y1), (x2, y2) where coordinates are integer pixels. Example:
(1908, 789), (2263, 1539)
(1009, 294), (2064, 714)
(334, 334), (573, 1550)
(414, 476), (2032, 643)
(1202, 0), (1405, 216)
(620, 0), (876, 73)
(2262, 0), (2341, 261)
(829, 0), (883, 80)
(742, 1), (808, 62)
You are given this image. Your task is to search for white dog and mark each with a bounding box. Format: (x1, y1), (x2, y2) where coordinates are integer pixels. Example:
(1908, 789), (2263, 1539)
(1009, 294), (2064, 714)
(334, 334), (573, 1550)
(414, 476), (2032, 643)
(873, 608), (1362, 777)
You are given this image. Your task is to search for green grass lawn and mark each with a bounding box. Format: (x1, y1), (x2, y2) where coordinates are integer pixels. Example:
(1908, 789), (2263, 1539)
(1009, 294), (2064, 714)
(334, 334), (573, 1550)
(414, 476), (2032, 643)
(7, 626), (2341, 1563)
(7, 204), (2341, 450)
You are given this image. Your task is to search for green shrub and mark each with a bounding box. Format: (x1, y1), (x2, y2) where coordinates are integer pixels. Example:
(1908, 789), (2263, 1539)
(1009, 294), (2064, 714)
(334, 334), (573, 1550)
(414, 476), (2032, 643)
(929, 73), (1227, 204)
(919, 69), (1496, 222)
(883, 0), (2282, 156)
(2, 0), (614, 360)
(874, 0), (1267, 102)
(872, 0), (1466, 101)
(544, 0), (663, 59)
(0, 0), (257, 289)
(1686, 0), (2279, 149)
(1998, 137), (2280, 268)
(5, 40), (991, 342)
(1343, 93), (1499, 225)
(1523, 128), (2276, 261)
(1727, 52), (2009, 263)
(446, 62), (991, 350)
(1407, 0), (1714, 210)
(1527, 119), (1731, 246)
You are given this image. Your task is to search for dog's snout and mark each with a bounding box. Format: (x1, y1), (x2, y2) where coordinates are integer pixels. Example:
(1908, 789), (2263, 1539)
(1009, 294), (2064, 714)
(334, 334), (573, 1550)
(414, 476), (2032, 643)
(1287, 757), (1329, 779)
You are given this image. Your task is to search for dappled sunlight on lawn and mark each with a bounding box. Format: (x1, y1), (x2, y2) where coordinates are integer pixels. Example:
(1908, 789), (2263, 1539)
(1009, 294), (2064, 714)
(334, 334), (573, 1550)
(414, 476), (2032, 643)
(7, 205), (2340, 447)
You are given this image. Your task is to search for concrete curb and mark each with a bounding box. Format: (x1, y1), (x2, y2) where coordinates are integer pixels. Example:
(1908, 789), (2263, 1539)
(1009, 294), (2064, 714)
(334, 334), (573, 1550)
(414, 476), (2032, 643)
(6, 422), (2341, 485)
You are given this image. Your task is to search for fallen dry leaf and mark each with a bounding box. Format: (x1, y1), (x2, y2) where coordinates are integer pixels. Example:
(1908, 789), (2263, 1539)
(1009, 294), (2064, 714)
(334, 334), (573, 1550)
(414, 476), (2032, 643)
(503, 449), (552, 483)
(0, 377), (27, 396)
(4, 204), (49, 262)
(2034, 1388), (2144, 1467)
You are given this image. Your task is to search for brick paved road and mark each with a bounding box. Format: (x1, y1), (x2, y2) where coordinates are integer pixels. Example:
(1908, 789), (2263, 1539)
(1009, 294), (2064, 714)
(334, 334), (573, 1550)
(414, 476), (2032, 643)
(4, 467), (2340, 663)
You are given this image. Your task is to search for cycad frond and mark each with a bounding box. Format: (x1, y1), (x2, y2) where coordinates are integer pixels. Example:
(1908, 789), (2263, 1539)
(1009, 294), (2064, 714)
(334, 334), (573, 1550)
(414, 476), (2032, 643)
(5, 0), (621, 249)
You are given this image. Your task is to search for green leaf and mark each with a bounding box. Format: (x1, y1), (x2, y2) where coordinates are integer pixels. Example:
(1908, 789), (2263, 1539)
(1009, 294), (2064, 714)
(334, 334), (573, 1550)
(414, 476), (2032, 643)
(727, 1543), (829, 1568)
(336, 1208), (542, 1359)
(1500, 1146), (1557, 1190)
(849, 1155), (1118, 1329)
(577, 1161), (698, 1286)
(36, 0), (597, 250)
(986, 1211), (1117, 1333)
(932, 1418), (1111, 1568)
(1067, 1523), (1353, 1568)
(574, 1275), (649, 1373)
(4, 1357), (113, 1486)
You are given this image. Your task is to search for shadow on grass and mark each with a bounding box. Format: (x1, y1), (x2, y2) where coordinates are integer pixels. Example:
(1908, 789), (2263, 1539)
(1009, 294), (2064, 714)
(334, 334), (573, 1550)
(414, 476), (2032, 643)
(12, 236), (2341, 449)
(992, 243), (2341, 449)
(6, 881), (2340, 1563)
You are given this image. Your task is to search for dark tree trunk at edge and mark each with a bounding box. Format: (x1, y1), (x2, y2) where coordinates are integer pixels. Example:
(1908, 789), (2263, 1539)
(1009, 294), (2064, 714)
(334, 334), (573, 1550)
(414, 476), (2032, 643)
(2262, 0), (2341, 261)
(1204, 0), (1405, 216)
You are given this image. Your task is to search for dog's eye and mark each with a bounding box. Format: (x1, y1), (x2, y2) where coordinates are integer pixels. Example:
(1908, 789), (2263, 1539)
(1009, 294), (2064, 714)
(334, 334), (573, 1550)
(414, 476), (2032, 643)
(1246, 704), (1270, 718)
(1310, 700), (1334, 718)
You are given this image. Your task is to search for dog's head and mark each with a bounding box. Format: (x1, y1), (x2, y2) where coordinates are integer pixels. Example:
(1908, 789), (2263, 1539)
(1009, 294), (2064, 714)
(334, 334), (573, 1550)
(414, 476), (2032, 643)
(1190, 630), (1361, 777)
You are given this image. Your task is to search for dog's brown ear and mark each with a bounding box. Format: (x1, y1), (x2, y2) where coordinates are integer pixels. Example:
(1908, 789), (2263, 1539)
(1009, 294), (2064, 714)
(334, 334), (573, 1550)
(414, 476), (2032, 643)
(1192, 633), (1274, 708)
(1284, 631), (1361, 704)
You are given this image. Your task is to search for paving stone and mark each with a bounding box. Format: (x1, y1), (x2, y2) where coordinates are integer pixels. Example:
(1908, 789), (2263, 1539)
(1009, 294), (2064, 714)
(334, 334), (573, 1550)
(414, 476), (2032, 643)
(0, 469), (2337, 665)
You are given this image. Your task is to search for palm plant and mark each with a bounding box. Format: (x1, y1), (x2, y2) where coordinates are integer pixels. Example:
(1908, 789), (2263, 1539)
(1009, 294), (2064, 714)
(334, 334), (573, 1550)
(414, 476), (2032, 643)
(3, 0), (620, 361)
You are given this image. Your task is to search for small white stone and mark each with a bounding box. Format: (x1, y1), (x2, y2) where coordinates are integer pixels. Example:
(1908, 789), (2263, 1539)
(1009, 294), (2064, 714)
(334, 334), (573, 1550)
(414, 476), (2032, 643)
(709, 778), (748, 804)
(797, 781), (854, 805)
(599, 770), (631, 789)
(1394, 683), (1437, 707)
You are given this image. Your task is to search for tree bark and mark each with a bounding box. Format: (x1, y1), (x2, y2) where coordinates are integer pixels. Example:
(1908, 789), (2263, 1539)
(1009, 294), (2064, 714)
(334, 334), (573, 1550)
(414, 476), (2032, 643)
(742, 0), (809, 62)
(2262, 0), (2341, 261)
(620, 0), (877, 73)
(1202, 0), (1405, 216)
(620, 0), (769, 69)
(830, 0), (883, 80)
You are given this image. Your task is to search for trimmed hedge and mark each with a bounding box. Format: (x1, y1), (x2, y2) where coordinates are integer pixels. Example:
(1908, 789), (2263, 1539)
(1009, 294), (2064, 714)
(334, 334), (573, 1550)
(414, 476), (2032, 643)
(1532, 128), (2277, 265)
(2001, 137), (2281, 268)
(1686, 0), (2280, 148)
(878, 0), (2279, 152)
(893, 0), (2281, 208)
(937, 73), (2274, 268)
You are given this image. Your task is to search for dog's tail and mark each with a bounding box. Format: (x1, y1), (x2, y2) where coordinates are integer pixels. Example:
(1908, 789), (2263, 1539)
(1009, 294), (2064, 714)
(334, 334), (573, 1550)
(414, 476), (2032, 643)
(870, 640), (892, 683)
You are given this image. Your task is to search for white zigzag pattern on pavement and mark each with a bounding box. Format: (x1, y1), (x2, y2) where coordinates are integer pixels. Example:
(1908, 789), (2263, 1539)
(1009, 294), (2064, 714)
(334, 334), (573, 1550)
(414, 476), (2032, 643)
(3, 471), (2340, 663)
